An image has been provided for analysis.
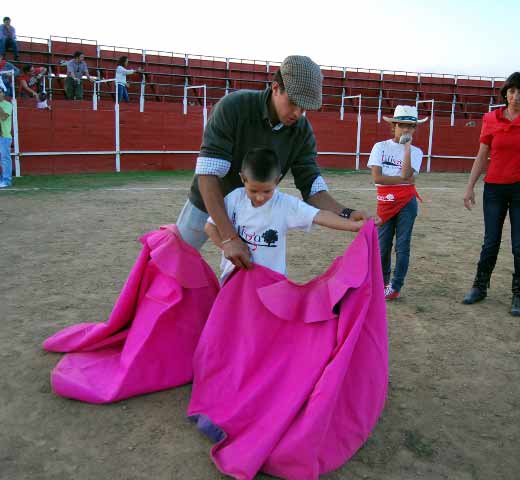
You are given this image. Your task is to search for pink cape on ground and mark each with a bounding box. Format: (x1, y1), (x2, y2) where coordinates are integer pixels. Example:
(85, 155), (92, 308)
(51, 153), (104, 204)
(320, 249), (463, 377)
(42, 225), (219, 404)
(188, 221), (388, 480)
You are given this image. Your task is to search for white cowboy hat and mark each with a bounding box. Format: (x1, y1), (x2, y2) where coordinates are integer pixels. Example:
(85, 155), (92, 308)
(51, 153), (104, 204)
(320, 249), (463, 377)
(383, 105), (429, 124)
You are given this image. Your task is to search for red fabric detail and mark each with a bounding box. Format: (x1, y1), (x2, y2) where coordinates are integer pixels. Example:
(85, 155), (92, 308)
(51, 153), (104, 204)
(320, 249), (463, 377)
(376, 185), (421, 224)
(480, 108), (520, 184)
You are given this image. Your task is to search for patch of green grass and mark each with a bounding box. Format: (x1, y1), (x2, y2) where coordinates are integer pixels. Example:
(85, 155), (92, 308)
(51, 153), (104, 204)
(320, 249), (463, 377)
(404, 430), (435, 458)
(8, 170), (193, 192)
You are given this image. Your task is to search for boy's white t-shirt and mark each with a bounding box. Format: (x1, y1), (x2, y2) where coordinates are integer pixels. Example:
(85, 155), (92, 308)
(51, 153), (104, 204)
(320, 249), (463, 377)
(207, 188), (319, 279)
(367, 140), (423, 179)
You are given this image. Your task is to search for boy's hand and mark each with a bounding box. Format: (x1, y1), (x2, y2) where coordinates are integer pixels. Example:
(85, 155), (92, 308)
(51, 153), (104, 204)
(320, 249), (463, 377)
(351, 210), (382, 226)
(349, 220), (366, 232)
(463, 187), (475, 210)
(222, 238), (252, 270)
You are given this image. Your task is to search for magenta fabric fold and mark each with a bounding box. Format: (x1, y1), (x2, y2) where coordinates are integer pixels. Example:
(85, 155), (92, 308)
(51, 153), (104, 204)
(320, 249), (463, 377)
(188, 221), (388, 480)
(42, 225), (219, 404)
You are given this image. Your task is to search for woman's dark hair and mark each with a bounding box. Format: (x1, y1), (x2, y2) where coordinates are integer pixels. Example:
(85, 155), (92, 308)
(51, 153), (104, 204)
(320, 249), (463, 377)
(73, 51), (83, 59)
(118, 56), (128, 67)
(3, 17), (10, 22)
(272, 70), (285, 92)
(22, 64), (32, 73)
(241, 147), (281, 182)
(500, 72), (520, 106)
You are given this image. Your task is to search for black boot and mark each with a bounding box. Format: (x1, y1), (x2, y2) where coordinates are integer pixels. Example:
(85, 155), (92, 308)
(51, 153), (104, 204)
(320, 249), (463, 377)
(511, 275), (520, 316)
(462, 269), (491, 304)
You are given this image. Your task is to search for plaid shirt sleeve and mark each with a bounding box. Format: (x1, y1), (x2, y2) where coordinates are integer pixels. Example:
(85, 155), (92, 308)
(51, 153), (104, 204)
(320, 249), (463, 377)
(195, 157), (231, 177)
(309, 175), (329, 196)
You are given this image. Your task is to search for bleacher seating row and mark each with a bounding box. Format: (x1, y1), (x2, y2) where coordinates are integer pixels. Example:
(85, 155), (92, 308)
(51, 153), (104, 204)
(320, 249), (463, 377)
(10, 35), (507, 119)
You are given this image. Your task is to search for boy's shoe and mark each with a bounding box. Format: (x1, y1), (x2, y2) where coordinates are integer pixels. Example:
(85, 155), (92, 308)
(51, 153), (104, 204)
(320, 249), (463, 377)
(0, 182), (10, 188)
(384, 285), (400, 300)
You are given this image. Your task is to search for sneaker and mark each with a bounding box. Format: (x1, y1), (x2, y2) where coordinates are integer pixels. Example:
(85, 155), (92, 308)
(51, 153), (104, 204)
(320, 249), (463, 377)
(0, 182), (9, 188)
(384, 285), (400, 300)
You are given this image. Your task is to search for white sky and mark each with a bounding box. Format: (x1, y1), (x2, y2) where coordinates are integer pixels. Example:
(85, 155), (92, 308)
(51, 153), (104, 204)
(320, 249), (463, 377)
(7, 0), (518, 78)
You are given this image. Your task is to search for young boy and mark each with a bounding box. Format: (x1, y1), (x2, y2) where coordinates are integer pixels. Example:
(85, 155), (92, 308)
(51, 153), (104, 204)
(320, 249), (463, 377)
(205, 147), (364, 281)
(367, 105), (427, 300)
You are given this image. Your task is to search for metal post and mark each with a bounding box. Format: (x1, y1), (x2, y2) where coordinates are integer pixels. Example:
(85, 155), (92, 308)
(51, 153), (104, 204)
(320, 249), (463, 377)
(341, 94), (362, 169)
(93, 81), (98, 110)
(115, 88), (120, 172)
(183, 85), (187, 115)
(416, 99), (435, 172)
(140, 50), (146, 112)
(8, 71), (21, 177)
(202, 85), (207, 129)
(377, 70), (384, 123)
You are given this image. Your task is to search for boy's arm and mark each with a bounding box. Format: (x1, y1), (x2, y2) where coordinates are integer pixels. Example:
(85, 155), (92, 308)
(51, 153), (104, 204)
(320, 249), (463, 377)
(313, 210), (364, 232)
(370, 166), (415, 185)
(400, 143), (414, 179)
(204, 222), (224, 249)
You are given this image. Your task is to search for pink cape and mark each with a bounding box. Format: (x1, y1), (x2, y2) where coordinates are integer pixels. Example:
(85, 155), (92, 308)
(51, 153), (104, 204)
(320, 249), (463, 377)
(42, 225), (219, 403)
(188, 221), (388, 480)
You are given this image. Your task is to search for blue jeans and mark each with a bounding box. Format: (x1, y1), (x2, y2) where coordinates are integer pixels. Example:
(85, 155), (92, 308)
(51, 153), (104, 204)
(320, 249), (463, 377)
(176, 200), (209, 250)
(0, 38), (19, 58)
(117, 84), (129, 103)
(477, 182), (520, 277)
(378, 197), (418, 292)
(0, 137), (13, 185)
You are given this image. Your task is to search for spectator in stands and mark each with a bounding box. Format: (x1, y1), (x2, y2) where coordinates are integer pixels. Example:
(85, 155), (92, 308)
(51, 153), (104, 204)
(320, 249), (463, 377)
(65, 51), (94, 100)
(176, 55), (373, 267)
(0, 53), (19, 97)
(462, 72), (520, 315)
(0, 86), (13, 188)
(0, 17), (19, 61)
(19, 64), (47, 99)
(115, 56), (142, 103)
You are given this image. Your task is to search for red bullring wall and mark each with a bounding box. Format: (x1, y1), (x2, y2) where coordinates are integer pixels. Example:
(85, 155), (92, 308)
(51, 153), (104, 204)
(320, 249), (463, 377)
(15, 99), (482, 175)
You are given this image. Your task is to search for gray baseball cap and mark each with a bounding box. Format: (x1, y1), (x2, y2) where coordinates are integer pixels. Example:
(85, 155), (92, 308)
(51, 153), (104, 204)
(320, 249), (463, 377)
(279, 55), (323, 110)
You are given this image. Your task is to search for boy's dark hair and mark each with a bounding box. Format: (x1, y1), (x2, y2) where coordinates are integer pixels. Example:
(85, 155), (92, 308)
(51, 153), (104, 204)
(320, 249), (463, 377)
(118, 55), (128, 66)
(3, 17), (10, 22)
(241, 147), (281, 182)
(73, 51), (83, 59)
(22, 64), (32, 73)
(501, 72), (520, 106)
(272, 70), (285, 92)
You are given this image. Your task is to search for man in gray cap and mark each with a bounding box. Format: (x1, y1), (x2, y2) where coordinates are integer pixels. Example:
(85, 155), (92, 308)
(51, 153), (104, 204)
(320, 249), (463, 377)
(177, 55), (369, 269)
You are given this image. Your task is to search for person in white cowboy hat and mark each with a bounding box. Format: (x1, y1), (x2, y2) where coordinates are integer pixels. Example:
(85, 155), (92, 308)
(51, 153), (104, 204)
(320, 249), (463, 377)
(367, 105), (428, 300)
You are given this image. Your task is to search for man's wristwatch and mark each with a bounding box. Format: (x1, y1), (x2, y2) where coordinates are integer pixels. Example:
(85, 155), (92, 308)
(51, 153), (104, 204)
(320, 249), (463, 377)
(339, 208), (355, 219)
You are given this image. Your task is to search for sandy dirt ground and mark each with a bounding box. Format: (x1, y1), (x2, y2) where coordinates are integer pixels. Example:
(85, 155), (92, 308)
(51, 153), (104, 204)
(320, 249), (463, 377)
(1, 172), (519, 480)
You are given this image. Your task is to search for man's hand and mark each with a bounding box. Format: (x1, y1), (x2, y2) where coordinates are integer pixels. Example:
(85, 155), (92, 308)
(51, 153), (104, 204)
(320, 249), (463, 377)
(222, 238), (252, 270)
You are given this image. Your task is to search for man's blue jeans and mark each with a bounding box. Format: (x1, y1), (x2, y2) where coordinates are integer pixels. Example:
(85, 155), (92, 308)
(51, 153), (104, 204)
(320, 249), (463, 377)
(0, 137), (13, 185)
(0, 38), (19, 58)
(477, 182), (520, 277)
(378, 197), (418, 292)
(176, 200), (209, 250)
(117, 84), (129, 103)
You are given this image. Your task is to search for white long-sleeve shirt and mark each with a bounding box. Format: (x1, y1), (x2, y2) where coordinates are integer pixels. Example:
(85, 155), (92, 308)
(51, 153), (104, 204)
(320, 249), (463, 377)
(115, 65), (135, 86)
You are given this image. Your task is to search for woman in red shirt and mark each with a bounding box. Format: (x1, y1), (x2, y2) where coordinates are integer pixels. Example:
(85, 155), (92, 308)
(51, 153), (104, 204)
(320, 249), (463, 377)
(462, 72), (520, 315)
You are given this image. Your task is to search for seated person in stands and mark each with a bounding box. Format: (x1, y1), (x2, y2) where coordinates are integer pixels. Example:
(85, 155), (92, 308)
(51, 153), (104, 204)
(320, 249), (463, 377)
(0, 53), (19, 97)
(205, 147), (365, 283)
(19, 64), (47, 99)
(0, 17), (19, 61)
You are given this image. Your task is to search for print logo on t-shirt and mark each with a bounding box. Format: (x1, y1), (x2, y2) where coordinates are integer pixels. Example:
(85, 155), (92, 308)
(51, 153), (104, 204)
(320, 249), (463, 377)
(237, 225), (279, 251)
(381, 151), (403, 168)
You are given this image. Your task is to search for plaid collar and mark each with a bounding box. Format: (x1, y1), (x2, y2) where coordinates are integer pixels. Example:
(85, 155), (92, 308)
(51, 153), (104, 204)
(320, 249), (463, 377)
(261, 88), (284, 131)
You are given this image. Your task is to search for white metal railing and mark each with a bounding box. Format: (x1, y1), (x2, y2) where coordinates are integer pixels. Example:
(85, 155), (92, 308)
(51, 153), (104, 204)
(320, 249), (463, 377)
(416, 99), (435, 172)
(489, 103), (505, 111)
(183, 85), (207, 128)
(93, 78), (120, 171)
(340, 94), (362, 170)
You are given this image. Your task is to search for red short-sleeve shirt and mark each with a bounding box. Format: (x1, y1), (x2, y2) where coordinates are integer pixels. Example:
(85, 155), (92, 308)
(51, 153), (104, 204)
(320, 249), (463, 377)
(480, 107), (520, 184)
